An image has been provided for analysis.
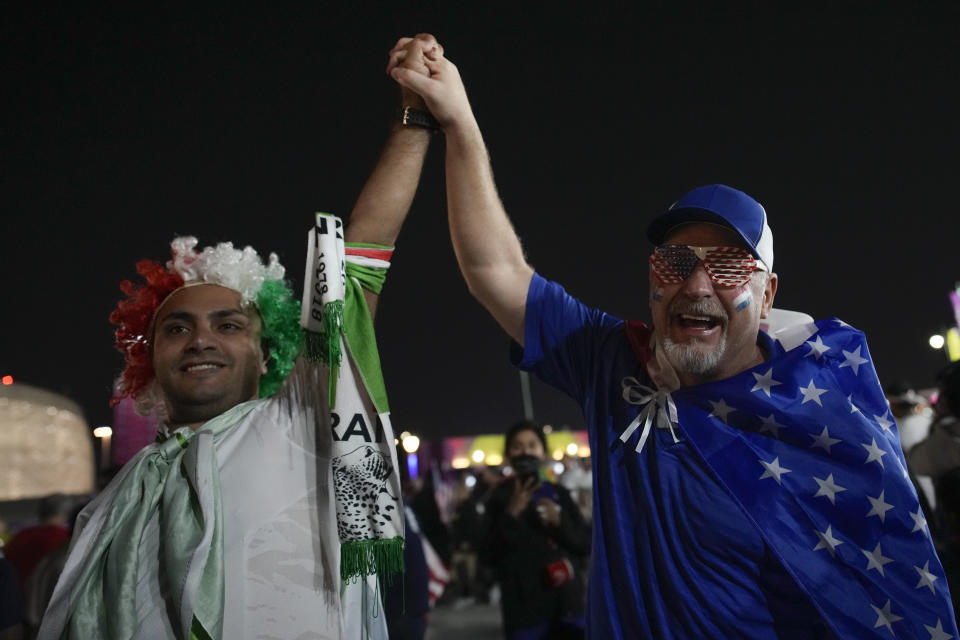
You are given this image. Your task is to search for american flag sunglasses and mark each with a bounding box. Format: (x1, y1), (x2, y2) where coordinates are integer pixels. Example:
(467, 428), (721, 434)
(649, 245), (766, 288)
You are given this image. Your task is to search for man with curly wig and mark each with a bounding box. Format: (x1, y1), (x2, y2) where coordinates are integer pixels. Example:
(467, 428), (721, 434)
(38, 35), (442, 640)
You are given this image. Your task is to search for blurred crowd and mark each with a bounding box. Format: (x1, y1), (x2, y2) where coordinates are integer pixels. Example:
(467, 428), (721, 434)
(397, 422), (594, 639)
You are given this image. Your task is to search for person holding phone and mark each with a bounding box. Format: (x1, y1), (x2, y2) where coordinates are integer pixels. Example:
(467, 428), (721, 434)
(479, 421), (591, 640)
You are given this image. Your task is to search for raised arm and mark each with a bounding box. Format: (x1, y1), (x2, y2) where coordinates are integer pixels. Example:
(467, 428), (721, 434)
(343, 35), (438, 317)
(389, 37), (534, 345)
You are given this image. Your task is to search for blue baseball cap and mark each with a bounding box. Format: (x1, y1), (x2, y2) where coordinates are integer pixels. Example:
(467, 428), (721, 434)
(646, 184), (774, 270)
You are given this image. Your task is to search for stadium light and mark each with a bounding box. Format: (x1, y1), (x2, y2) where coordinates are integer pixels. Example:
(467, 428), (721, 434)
(402, 434), (420, 453)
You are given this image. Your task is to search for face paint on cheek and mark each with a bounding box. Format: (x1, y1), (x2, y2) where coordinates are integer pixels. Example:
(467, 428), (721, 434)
(651, 287), (664, 303)
(732, 285), (753, 312)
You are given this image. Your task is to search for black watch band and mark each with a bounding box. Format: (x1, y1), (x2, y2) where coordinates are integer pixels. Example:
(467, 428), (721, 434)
(398, 106), (440, 131)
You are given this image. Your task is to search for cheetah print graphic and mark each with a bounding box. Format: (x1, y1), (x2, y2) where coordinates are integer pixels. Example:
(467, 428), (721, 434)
(332, 445), (398, 541)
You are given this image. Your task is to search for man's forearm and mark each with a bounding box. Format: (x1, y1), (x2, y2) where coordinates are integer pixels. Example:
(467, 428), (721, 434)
(344, 124), (431, 247)
(445, 122), (533, 344)
(343, 123), (431, 317)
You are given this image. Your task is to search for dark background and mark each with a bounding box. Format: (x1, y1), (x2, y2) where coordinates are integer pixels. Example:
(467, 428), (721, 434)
(3, 3), (958, 439)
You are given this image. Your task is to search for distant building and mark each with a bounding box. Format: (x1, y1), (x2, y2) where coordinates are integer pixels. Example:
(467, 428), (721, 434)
(0, 383), (94, 500)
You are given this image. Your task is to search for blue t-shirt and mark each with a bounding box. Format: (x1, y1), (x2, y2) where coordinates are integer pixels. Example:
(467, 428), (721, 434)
(513, 274), (832, 639)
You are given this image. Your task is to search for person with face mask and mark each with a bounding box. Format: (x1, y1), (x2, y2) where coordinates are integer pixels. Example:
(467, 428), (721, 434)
(478, 421), (591, 640)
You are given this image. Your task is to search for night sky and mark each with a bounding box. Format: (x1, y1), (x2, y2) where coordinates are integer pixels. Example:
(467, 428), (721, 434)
(3, 4), (958, 439)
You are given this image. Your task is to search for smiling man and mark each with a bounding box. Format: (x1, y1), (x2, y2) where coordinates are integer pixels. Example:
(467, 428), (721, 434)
(645, 185), (781, 389)
(647, 190), (777, 388)
(391, 35), (958, 639)
(38, 35), (443, 640)
(151, 284), (268, 427)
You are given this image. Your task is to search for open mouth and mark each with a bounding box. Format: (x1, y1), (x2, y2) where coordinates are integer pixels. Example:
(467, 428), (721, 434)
(673, 313), (723, 332)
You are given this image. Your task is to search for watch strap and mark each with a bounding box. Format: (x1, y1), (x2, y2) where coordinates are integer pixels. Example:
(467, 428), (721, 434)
(398, 106), (440, 131)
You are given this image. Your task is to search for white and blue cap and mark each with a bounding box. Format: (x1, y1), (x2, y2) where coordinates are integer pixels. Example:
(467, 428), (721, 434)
(646, 184), (774, 271)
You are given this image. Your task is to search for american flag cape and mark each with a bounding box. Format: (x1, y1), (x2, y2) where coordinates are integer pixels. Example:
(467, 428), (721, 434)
(657, 318), (958, 638)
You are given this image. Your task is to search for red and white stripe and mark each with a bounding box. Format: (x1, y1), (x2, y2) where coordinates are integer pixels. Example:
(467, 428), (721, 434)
(345, 246), (393, 270)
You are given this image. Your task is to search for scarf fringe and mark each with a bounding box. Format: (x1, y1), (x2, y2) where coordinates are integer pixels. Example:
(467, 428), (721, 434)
(340, 537), (405, 585)
(303, 300), (344, 405)
(303, 300), (344, 365)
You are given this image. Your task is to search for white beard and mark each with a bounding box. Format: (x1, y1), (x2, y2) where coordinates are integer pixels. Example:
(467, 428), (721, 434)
(661, 331), (728, 381)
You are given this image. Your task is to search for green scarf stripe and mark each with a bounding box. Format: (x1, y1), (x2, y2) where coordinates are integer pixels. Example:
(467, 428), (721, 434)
(346, 241), (394, 250)
(345, 261), (388, 295)
(342, 244), (391, 414)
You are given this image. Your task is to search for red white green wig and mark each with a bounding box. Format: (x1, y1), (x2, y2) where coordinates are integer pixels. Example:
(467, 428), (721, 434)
(110, 237), (301, 417)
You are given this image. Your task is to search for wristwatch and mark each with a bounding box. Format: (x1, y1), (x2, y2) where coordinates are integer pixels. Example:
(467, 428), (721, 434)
(398, 106), (440, 131)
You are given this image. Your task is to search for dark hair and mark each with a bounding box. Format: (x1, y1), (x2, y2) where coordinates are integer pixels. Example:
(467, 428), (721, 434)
(504, 420), (548, 456)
